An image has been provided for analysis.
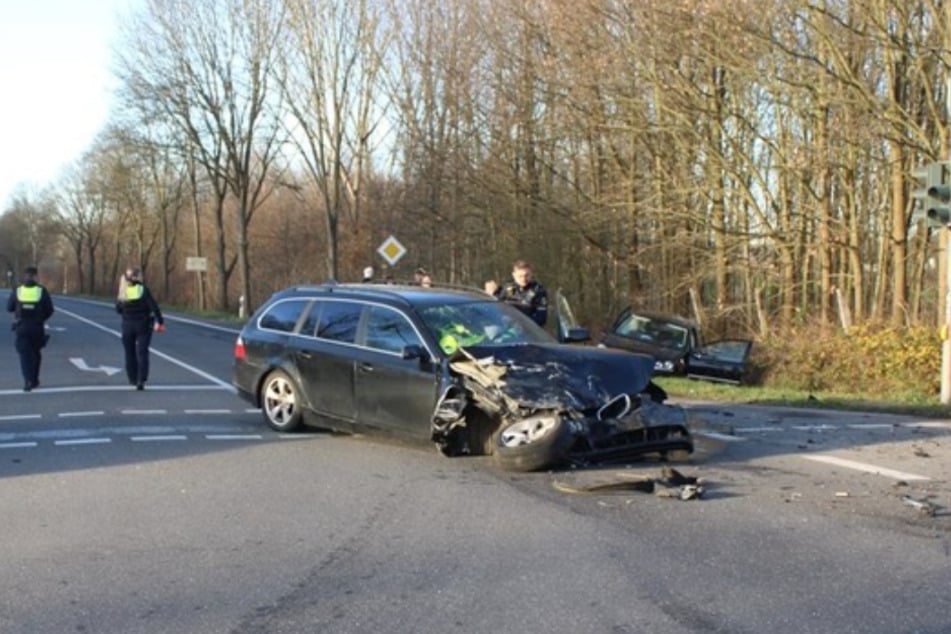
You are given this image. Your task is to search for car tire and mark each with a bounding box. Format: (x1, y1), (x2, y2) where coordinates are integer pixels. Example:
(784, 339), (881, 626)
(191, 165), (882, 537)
(260, 370), (304, 432)
(493, 416), (573, 472)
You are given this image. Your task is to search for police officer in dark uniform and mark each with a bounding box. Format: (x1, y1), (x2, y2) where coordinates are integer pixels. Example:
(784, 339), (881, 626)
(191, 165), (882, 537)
(486, 259), (548, 327)
(116, 267), (165, 390)
(6, 266), (54, 391)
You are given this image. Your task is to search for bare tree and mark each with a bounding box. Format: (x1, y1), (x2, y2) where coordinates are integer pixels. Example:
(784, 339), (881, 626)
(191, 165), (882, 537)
(277, 0), (389, 281)
(116, 0), (286, 310)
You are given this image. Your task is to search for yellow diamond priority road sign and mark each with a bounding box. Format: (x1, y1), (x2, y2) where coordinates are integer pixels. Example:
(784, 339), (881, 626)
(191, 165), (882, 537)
(377, 235), (407, 266)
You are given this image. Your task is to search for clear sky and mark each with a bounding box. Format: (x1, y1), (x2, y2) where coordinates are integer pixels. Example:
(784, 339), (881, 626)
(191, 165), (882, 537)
(0, 1), (138, 210)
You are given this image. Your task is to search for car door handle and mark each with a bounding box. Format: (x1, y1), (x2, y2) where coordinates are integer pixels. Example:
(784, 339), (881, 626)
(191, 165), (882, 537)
(358, 362), (374, 373)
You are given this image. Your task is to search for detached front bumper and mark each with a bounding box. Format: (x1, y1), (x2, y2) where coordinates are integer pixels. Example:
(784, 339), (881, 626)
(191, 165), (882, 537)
(567, 401), (694, 465)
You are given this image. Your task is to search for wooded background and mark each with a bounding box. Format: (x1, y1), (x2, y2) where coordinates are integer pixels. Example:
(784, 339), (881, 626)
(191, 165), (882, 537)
(2, 0), (950, 338)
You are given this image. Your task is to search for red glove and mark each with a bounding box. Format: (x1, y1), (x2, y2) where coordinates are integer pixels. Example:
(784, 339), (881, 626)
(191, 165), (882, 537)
(155, 323), (166, 333)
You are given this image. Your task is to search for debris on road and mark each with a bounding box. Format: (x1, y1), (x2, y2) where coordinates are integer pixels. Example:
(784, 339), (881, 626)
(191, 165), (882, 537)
(552, 467), (705, 501)
(901, 495), (938, 518)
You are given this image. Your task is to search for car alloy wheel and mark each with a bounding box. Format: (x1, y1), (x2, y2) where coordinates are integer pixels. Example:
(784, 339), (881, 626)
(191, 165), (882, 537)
(493, 414), (573, 472)
(261, 371), (303, 432)
(498, 416), (559, 448)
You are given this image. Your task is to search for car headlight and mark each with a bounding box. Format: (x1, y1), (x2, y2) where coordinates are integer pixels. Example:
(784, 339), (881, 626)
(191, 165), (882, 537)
(654, 359), (675, 372)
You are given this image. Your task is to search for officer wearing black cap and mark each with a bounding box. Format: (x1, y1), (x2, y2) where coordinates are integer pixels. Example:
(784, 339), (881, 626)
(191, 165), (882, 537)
(6, 266), (54, 391)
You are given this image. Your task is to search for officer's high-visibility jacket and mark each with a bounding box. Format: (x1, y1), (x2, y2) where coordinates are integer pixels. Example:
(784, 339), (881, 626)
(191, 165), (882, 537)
(8, 283), (54, 325)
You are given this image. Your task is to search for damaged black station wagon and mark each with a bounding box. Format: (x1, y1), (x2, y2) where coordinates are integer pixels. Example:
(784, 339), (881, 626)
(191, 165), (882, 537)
(233, 283), (693, 471)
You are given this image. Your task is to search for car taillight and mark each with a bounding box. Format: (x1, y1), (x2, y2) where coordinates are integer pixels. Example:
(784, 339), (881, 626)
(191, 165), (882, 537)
(234, 336), (246, 361)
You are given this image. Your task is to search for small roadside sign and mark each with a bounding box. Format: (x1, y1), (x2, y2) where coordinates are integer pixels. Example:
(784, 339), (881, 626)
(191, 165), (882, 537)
(186, 256), (208, 272)
(377, 235), (407, 266)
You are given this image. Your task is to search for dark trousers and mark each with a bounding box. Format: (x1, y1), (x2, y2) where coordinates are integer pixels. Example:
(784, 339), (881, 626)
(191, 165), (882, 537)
(14, 323), (45, 385)
(121, 319), (153, 385)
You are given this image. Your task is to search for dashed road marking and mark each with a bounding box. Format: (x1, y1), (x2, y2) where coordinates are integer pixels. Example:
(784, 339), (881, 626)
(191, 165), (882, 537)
(0, 385), (232, 396)
(0, 442), (38, 449)
(184, 409), (232, 415)
(735, 427), (785, 433)
(54, 438), (112, 446)
(802, 454), (930, 481)
(120, 410), (168, 415)
(847, 424), (896, 430)
(206, 434), (263, 440)
(59, 411), (106, 418)
(0, 414), (42, 422)
(131, 435), (188, 442)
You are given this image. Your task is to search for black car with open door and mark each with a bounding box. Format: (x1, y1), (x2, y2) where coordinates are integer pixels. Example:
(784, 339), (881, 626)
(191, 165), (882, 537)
(597, 308), (752, 384)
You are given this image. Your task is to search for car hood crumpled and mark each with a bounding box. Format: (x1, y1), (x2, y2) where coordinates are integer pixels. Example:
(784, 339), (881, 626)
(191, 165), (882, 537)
(450, 343), (655, 412)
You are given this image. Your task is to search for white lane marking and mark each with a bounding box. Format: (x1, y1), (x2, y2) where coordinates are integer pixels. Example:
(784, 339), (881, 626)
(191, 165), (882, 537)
(907, 421), (951, 429)
(184, 409), (232, 414)
(694, 431), (746, 442)
(58, 411), (106, 418)
(0, 414), (42, 421)
(246, 408), (262, 414)
(735, 427), (784, 433)
(791, 425), (837, 432)
(206, 434), (262, 440)
(131, 435), (188, 442)
(802, 454), (930, 481)
(54, 438), (112, 446)
(120, 410), (168, 415)
(0, 385), (231, 397)
(0, 442), (38, 449)
(55, 307), (237, 392)
(847, 424), (897, 430)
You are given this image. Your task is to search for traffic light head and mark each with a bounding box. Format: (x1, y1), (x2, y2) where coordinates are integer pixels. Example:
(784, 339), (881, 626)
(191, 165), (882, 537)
(912, 162), (951, 227)
(927, 183), (951, 226)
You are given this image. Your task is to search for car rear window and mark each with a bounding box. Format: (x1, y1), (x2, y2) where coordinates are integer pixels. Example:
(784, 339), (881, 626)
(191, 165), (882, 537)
(259, 299), (309, 333)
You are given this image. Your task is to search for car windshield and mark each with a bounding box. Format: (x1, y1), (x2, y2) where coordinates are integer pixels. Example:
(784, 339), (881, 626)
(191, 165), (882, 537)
(418, 299), (554, 354)
(615, 313), (690, 351)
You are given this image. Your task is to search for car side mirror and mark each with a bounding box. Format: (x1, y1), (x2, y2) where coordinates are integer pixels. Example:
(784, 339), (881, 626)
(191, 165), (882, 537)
(402, 344), (426, 360)
(561, 326), (590, 343)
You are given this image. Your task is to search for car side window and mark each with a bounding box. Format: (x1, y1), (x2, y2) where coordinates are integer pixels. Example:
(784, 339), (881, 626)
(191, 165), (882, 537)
(364, 306), (422, 354)
(259, 299), (309, 333)
(315, 301), (362, 344)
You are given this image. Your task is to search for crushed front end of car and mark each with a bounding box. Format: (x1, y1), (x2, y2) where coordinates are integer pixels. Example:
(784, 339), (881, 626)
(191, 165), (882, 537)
(430, 344), (694, 471)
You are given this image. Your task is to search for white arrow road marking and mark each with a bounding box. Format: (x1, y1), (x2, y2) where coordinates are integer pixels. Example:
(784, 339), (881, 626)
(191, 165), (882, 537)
(57, 307), (236, 392)
(69, 357), (122, 376)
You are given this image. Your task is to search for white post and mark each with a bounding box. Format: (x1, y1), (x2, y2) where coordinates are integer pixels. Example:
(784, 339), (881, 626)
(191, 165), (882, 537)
(239, 294), (246, 319)
(943, 73), (951, 404)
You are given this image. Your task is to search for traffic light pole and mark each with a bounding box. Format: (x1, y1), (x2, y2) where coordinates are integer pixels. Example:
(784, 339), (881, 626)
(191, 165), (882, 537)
(911, 159), (951, 402)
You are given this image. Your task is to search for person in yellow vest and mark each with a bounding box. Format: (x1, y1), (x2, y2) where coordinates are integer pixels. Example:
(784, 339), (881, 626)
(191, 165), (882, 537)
(115, 267), (165, 390)
(6, 266), (54, 391)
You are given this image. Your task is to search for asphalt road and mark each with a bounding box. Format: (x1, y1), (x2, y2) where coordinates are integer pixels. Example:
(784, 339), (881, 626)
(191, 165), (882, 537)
(1, 295), (949, 633)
